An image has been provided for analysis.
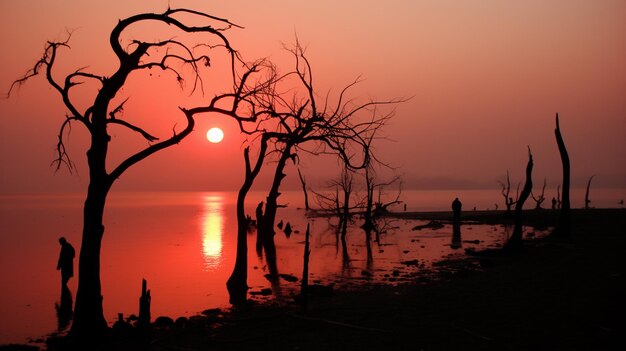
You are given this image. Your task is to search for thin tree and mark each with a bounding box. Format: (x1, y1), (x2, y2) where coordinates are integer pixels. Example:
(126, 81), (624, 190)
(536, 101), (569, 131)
(504, 147), (533, 251)
(531, 178), (547, 210)
(9, 9), (261, 338)
(499, 171), (520, 215)
(584, 175), (595, 209)
(226, 136), (269, 304)
(553, 113), (571, 237)
(362, 163), (402, 231)
(297, 168), (311, 211)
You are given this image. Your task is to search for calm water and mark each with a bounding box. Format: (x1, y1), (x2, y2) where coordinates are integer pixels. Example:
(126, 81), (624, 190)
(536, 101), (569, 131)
(0, 188), (623, 344)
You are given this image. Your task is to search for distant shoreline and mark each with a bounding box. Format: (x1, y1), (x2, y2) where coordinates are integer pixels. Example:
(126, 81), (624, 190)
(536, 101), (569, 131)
(385, 207), (624, 226)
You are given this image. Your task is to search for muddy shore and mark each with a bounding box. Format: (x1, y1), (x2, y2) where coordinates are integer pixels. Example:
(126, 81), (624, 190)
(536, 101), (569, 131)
(5, 208), (625, 351)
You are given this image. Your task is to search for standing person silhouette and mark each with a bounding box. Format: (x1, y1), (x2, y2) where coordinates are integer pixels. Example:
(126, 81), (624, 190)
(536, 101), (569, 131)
(452, 197), (462, 222)
(57, 237), (75, 286)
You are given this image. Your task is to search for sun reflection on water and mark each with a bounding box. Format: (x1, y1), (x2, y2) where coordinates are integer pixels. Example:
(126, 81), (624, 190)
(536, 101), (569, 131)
(201, 194), (224, 270)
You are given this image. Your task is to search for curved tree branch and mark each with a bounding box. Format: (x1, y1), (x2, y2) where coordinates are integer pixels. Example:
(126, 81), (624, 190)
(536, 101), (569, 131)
(108, 107), (193, 182)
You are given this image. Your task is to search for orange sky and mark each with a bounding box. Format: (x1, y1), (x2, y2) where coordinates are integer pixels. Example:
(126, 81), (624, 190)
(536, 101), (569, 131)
(1, 0), (625, 193)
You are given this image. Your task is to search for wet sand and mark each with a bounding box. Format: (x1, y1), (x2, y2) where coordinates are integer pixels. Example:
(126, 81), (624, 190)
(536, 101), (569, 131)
(28, 209), (626, 350)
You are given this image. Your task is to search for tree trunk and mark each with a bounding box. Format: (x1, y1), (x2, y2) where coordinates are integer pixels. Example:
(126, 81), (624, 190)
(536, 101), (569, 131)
(340, 187), (350, 240)
(227, 159), (252, 303)
(70, 181), (110, 339)
(227, 172), (253, 304)
(297, 168), (310, 211)
(227, 143), (267, 304)
(70, 123), (111, 339)
(553, 113), (571, 237)
(504, 148), (533, 251)
(584, 175), (594, 209)
(362, 183), (375, 231)
(260, 144), (292, 259)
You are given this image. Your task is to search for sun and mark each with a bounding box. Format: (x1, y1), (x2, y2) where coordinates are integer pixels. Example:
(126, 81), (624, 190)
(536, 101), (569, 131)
(206, 127), (224, 143)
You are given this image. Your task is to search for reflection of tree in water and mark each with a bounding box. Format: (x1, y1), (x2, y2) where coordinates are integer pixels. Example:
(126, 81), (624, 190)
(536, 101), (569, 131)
(340, 225), (351, 277)
(263, 237), (285, 301)
(55, 285), (73, 331)
(364, 228), (374, 270)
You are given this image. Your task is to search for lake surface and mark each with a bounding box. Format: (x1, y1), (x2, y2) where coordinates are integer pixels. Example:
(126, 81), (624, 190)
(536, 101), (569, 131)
(0, 188), (623, 345)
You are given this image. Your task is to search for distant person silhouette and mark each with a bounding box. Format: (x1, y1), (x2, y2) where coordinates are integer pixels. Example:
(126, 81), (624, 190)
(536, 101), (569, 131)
(451, 197), (462, 222)
(57, 237), (75, 286)
(551, 197), (557, 210)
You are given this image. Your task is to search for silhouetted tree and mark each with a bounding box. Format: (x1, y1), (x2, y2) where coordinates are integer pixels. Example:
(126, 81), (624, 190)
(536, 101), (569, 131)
(504, 147), (533, 251)
(297, 168), (311, 211)
(253, 40), (398, 258)
(312, 164), (364, 235)
(224, 39), (399, 303)
(584, 175), (595, 209)
(329, 165), (356, 239)
(9, 9), (263, 339)
(227, 136), (270, 304)
(553, 113), (571, 237)
(531, 178), (547, 209)
(362, 164), (402, 232)
(499, 171), (520, 215)
(362, 166), (377, 231)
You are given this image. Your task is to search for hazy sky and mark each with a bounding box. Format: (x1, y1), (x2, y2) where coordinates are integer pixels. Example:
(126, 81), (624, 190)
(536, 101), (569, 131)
(1, 0), (624, 193)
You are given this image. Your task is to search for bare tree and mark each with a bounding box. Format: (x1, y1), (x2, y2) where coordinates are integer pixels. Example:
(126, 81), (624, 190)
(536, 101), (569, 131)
(504, 147), (533, 251)
(9, 9), (263, 338)
(297, 168), (310, 211)
(553, 113), (571, 237)
(253, 40), (399, 258)
(312, 165), (358, 236)
(362, 164), (402, 231)
(226, 136), (269, 304)
(499, 171), (520, 215)
(584, 175), (595, 209)
(531, 178), (547, 209)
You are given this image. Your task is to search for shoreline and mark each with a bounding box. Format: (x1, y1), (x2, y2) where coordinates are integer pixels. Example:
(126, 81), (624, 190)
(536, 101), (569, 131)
(5, 208), (625, 350)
